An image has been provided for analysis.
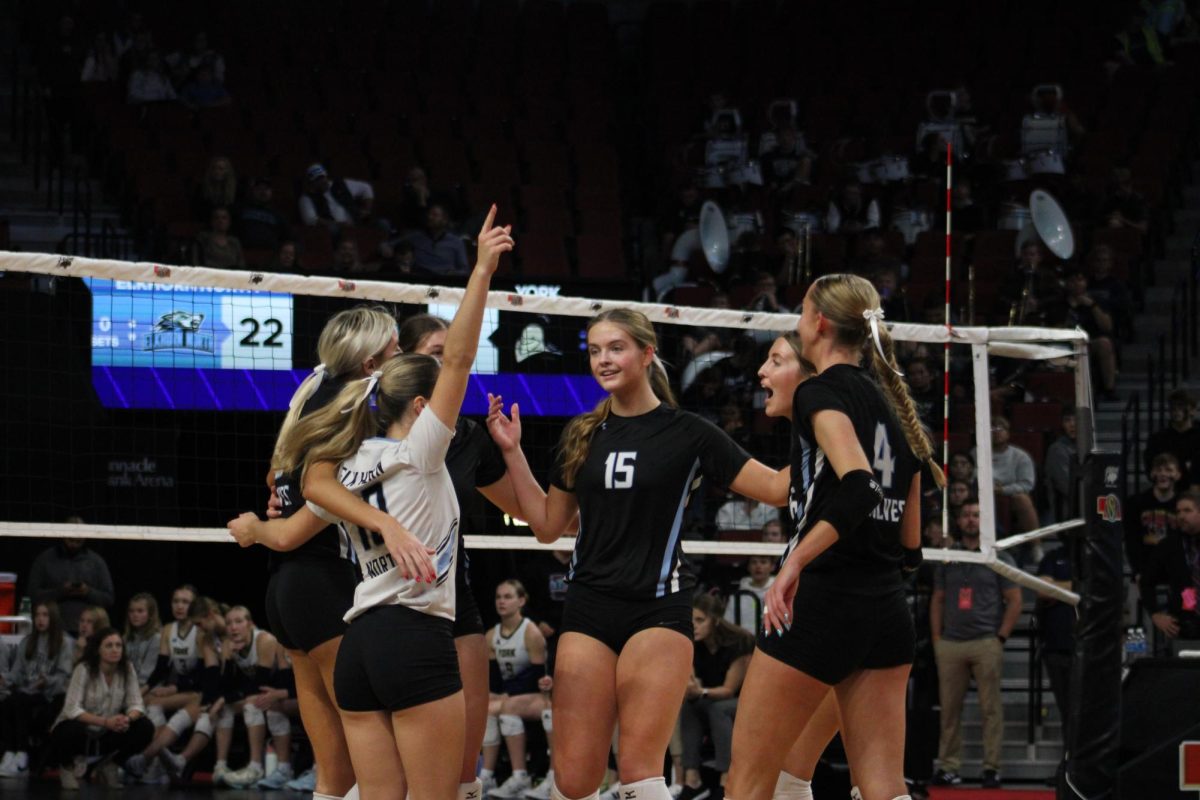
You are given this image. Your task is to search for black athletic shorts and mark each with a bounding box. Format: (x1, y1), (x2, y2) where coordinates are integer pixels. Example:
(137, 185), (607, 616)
(757, 574), (914, 685)
(453, 557), (485, 638)
(559, 582), (692, 654)
(334, 604), (462, 712)
(265, 557), (358, 653)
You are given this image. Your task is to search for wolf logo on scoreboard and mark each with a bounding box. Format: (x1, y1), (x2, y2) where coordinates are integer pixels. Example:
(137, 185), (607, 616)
(152, 310), (206, 332)
(144, 310), (214, 353)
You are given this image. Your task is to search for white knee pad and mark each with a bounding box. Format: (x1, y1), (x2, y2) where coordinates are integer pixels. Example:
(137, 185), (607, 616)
(146, 705), (167, 728)
(773, 772), (813, 800)
(619, 777), (671, 800)
(849, 788), (862, 800)
(483, 715), (501, 746)
(459, 778), (483, 800)
(242, 703), (266, 728)
(499, 714), (525, 738)
(266, 709), (291, 737)
(166, 708), (194, 737)
(217, 706), (235, 731)
(541, 708), (553, 734)
(551, 788), (599, 800)
(340, 785), (360, 800)
(193, 712), (215, 738)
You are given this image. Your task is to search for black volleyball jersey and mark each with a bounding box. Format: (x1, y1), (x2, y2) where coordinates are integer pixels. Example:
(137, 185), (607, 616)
(787, 364), (919, 594)
(550, 405), (751, 600)
(271, 378), (353, 568)
(446, 416), (508, 577)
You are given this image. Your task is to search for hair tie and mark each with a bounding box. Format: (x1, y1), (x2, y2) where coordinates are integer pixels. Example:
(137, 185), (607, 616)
(862, 309), (904, 376)
(342, 370), (382, 414)
(289, 364), (327, 410)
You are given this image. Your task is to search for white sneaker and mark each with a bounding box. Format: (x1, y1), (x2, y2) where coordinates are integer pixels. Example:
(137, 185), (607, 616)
(0, 753), (13, 774)
(122, 754), (146, 781)
(60, 756), (86, 790)
(602, 782), (622, 800)
(212, 762), (231, 787)
(224, 761), (265, 789)
(158, 748), (186, 777)
(96, 760), (122, 788)
(257, 762), (295, 789)
(481, 774), (498, 798)
(490, 773), (532, 799)
(284, 766), (315, 791)
(0, 751), (28, 779)
(525, 772), (555, 800)
(140, 758), (168, 785)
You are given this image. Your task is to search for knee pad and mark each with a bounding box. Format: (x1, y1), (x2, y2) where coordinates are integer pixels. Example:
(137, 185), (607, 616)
(458, 778), (483, 800)
(551, 788), (598, 800)
(146, 705), (167, 728)
(849, 788), (862, 800)
(541, 708), (553, 735)
(773, 772), (813, 800)
(193, 712), (214, 738)
(166, 708), (194, 737)
(217, 706), (235, 731)
(618, 777), (671, 800)
(499, 714), (525, 738)
(483, 715), (501, 747)
(266, 710), (290, 737)
(243, 703), (266, 728)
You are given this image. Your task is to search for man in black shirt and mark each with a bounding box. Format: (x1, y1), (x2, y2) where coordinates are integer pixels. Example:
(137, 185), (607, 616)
(1125, 453), (1181, 579)
(1144, 390), (1200, 488)
(1140, 490), (1200, 646)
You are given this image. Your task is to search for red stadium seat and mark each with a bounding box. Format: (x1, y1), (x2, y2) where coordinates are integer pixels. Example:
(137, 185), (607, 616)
(518, 232), (571, 278)
(573, 233), (625, 279)
(1010, 402), (1064, 433)
(1026, 371), (1076, 404)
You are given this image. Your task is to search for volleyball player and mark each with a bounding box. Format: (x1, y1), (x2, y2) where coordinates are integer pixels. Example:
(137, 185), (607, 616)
(485, 308), (790, 800)
(483, 579), (549, 798)
(726, 274), (943, 800)
(236, 206), (511, 800)
(399, 313), (531, 800)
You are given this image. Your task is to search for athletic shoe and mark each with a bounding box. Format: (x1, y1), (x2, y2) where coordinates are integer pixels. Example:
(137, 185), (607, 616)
(525, 772), (555, 800)
(981, 769), (1001, 789)
(96, 760), (122, 788)
(212, 763), (231, 787)
(224, 762), (266, 789)
(931, 769), (961, 786)
(284, 766), (316, 791)
(676, 786), (711, 800)
(122, 754), (146, 781)
(60, 757), (86, 790)
(481, 774), (498, 798)
(490, 773), (532, 799)
(0, 751), (25, 779)
(158, 748), (187, 778)
(601, 782), (622, 800)
(140, 759), (169, 786)
(668, 784), (684, 799)
(257, 763), (295, 789)
(0, 753), (13, 774)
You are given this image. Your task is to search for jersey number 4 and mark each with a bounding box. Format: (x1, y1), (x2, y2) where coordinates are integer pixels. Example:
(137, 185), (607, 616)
(356, 484), (387, 550)
(872, 423), (895, 489)
(604, 451), (637, 489)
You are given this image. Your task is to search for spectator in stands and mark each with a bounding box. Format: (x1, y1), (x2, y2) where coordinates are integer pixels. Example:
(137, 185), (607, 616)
(235, 178), (290, 251)
(974, 416), (1039, 535)
(1126, 453), (1183, 579)
(948, 452), (977, 491)
(272, 240), (297, 272)
(398, 165), (457, 233)
(760, 518), (785, 544)
(80, 31), (119, 83)
(905, 357), (941, 431)
(951, 179), (988, 234)
(123, 593), (161, 691)
(126, 50), (176, 105)
(1034, 547), (1074, 735)
(719, 402), (753, 452)
(404, 203), (469, 276)
(825, 181), (880, 234)
(679, 595), (753, 800)
(74, 606), (111, 662)
(924, 517), (951, 549)
(1099, 167), (1149, 236)
(1140, 489), (1200, 644)
(298, 163), (374, 231)
(743, 271), (782, 313)
(1085, 244), (1135, 337)
(715, 493), (778, 531)
(724, 556), (774, 635)
(49, 628), (152, 789)
(1043, 268), (1118, 400)
(27, 533), (114, 634)
(178, 62), (231, 110)
(195, 156), (238, 221)
(761, 126), (812, 194)
(0, 601), (74, 779)
(379, 239), (416, 275)
(847, 229), (904, 278)
(332, 239), (378, 274)
(193, 206), (246, 269)
(679, 292), (733, 365)
(1000, 241), (1063, 327)
(117, 24), (154, 86)
(946, 479), (972, 523)
(1145, 389), (1200, 487)
(1043, 406), (1078, 522)
(112, 12), (147, 60)
(681, 367), (728, 426)
(872, 266), (912, 322)
(166, 31), (225, 85)
(931, 500), (1023, 788)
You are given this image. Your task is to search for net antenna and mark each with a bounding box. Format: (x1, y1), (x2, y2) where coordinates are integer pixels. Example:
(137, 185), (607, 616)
(0, 251), (1090, 604)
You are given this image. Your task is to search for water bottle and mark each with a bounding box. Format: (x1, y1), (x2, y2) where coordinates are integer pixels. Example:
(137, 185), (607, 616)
(1123, 627), (1141, 664)
(18, 596), (31, 619)
(265, 743), (277, 776)
(1132, 626), (1148, 658)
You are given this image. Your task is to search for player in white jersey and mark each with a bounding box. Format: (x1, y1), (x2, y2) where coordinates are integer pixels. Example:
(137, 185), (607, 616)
(482, 580), (550, 799)
(232, 205), (512, 800)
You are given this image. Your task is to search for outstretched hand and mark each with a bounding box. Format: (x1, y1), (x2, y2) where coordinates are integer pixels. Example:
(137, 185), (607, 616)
(486, 393), (522, 452)
(475, 204), (514, 275)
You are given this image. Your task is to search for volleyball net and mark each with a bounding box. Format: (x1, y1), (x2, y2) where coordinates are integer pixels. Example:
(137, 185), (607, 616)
(0, 251), (1089, 604)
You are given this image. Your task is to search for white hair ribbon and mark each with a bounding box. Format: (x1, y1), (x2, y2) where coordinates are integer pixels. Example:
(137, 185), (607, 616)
(862, 308), (904, 376)
(289, 363), (327, 410)
(341, 370), (382, 414)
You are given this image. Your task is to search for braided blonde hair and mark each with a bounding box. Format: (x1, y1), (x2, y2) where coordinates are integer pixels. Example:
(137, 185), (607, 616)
(808, 274), (946, 488)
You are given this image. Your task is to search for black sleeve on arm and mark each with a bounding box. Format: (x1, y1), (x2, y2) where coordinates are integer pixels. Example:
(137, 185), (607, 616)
(474, 424), (508, 488)
(817, 470), (884, 540)
(1138, 545), (1167, 613)
(902, 546), (924, 575)
(276, 668), (296, 699)
(694, 415), (752, 488)
(489, 660), (503, 694)
(147, 655), (171, 688)
(201, 665), (222, 705)
(254, 665), (274, 688)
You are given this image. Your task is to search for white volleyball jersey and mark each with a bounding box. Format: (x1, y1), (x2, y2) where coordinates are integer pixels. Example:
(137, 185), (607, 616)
(491, 618), (532, 683)
(232, 628), (260, 676)
(309, 409), (459, 623)
(168, 622), (200, 676)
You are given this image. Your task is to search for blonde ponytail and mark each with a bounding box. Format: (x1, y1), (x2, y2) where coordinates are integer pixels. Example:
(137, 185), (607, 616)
(273, 378), (381, 485)
(868, 323), (947, 488)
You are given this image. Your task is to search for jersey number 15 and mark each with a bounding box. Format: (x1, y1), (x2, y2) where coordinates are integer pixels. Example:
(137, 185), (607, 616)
(604, 452), (637, 489)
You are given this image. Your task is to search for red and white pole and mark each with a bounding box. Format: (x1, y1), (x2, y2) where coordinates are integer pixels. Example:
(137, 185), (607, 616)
(942, 141), (953, 535)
